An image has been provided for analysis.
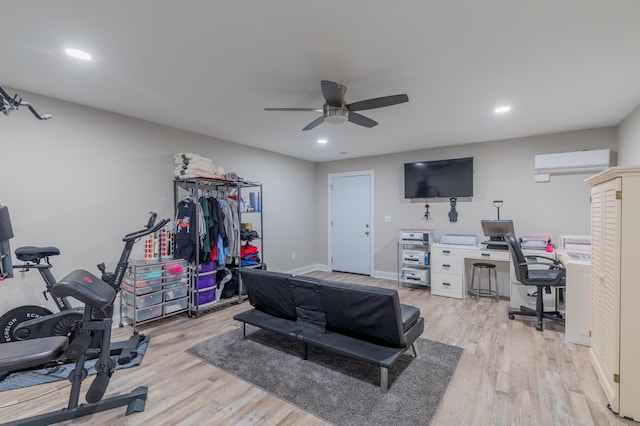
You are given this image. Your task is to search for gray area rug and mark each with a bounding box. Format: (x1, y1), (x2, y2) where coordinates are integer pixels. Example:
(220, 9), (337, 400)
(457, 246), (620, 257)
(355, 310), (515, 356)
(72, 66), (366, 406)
(187, 327), (463, 426)
(0, 335), (150, 392)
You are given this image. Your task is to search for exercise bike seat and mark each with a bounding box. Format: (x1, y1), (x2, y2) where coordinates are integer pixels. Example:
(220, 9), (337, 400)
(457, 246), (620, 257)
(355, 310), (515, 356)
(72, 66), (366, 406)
(0, 336), (68, 371)
(52, 270), (116, 309)
(15, 245), (61, 262)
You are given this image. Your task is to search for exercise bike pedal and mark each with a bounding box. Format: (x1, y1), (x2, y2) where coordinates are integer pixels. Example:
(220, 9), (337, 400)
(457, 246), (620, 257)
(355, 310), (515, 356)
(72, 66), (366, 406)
(65, 332), (92, 360)
(86, 374), (110, 403)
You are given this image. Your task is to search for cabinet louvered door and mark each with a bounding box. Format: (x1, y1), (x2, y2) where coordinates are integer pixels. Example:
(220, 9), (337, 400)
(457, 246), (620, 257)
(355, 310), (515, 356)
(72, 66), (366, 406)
(587, 168), (640, 421)
(589, 184), (604, 370)
(589, 177), (621, 413)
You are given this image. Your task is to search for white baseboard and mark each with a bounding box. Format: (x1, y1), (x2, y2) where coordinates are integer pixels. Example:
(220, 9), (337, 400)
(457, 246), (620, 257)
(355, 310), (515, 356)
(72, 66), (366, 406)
(285, 264), (396, 281)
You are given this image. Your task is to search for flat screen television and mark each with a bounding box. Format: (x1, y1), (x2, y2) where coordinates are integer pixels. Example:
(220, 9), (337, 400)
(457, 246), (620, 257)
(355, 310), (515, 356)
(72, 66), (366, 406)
(404, 157), (473, 199)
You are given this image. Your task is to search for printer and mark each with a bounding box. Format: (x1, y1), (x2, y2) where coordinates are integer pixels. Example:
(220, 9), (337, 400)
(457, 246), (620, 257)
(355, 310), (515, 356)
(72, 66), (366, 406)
(558, 235), (591, 260)
(400, 231), (430, 245)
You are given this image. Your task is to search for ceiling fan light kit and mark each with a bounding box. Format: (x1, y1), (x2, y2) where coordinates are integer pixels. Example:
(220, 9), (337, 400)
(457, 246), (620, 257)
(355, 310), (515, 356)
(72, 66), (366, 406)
(265, 80), (408, 131)
(323, 104), (348, 124)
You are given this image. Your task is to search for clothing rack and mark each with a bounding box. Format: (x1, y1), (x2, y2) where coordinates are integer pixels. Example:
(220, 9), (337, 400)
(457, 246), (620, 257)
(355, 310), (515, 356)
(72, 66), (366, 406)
(173, 177), (263, 317)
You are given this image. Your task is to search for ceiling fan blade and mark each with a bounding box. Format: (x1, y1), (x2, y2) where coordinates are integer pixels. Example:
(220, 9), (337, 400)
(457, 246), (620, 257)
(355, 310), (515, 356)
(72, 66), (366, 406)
(302, 116), (325, 131)
(265, 107), (323, 112)
(348, 112), (378, 128)
(347, 94), (409, 111)
(321, 80), (343, 107)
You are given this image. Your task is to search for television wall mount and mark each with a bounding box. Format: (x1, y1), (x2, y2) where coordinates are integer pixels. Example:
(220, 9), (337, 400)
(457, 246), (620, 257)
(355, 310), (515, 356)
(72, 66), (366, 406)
(448, 197), (458, 222)
(0, 84), (51, 120)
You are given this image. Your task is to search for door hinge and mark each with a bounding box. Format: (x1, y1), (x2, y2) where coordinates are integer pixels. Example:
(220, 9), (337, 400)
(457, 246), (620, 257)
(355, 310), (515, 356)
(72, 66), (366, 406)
(616, 191), (622, 200)
(614, 373), (620, 383)
(589, 195), (592, 203)
(589, 330), (591, 337)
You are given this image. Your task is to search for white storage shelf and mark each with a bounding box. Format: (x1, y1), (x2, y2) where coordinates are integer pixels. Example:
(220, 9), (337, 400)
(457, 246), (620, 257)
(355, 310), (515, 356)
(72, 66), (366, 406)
(398, 230), (433, 288)
(120, 258), (190, 332)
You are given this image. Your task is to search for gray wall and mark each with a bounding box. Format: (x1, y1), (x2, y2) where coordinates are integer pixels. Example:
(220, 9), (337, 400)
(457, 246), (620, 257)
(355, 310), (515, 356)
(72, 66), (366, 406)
(2, 89), (637, 314)
(0, 91), (317, 313)
(315, 128), (617, 276)
(618, 104), (640, 165)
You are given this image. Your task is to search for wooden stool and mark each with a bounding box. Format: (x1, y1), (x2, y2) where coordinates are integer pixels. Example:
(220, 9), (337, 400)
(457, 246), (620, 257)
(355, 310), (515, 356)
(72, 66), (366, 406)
(470, 262), (499, 301)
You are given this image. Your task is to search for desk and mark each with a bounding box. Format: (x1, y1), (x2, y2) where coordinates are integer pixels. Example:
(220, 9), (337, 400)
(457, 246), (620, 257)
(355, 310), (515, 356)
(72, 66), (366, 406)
(430, 243), (557, 311)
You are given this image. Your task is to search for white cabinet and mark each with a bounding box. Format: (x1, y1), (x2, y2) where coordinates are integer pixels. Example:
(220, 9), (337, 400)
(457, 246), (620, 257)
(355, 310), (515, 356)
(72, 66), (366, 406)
(586, 166), (640, 421)
(430, 244), (464, 299)
(398, 230), (432, 288)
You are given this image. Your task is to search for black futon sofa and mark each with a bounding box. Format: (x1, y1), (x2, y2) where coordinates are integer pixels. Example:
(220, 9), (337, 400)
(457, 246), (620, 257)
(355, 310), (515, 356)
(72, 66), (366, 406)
(233, 268), (425, 392)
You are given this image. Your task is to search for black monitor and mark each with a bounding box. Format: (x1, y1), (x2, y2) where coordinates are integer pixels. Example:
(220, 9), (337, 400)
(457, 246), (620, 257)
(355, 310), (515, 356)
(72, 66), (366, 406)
(481, 220), (515, 249)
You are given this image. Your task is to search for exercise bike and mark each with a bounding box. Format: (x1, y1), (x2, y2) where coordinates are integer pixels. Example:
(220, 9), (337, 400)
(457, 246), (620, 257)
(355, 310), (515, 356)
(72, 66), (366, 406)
(0, 227), (154, 367)
(0, 246), (77, 342)
(0, 209), (168, 424)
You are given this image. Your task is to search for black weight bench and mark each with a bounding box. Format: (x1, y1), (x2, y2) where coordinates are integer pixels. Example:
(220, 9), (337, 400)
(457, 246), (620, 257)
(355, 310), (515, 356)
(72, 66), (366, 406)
(0, 269), (147, 425)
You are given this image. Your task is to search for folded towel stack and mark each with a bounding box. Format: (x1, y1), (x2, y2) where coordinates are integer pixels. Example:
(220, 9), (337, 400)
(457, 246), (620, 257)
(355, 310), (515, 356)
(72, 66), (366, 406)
(173, 153), (226, 179)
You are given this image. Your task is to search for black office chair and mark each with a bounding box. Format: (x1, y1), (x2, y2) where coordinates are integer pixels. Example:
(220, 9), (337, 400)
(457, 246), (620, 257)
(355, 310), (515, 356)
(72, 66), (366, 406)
(504, 233), (566, 331)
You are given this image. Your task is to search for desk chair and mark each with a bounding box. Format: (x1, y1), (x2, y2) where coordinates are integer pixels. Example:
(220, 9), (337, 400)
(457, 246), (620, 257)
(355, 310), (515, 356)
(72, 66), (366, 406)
(504, 233), (566, 331)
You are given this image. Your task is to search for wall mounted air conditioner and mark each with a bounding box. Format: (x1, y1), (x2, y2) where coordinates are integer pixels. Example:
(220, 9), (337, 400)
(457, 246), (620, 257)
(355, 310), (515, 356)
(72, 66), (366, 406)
(534, 149), (614, 175)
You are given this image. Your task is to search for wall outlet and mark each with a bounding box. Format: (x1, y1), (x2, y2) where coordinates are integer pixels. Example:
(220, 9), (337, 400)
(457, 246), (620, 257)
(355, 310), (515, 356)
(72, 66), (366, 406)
(384, 215), (391, 222)
(291, 252), (296, 260)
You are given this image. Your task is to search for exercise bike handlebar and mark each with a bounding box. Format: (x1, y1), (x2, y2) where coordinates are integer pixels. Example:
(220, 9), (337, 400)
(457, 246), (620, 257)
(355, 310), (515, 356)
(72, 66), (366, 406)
(122, 215), (170, 242)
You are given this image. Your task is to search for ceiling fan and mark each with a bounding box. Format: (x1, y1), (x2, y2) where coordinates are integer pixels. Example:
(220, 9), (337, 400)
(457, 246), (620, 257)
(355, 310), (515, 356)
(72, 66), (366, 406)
(264, 80), (408, 131)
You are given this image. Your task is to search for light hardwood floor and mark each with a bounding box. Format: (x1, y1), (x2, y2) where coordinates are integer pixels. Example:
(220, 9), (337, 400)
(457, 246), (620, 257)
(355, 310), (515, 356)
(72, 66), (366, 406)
(0, 271), (633, 425)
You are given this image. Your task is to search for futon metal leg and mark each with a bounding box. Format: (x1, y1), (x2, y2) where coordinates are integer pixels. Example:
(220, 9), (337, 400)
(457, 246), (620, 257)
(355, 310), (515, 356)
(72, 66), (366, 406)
(302, 342), (308, 360)
(380, 367), (389, 393)
(411, 343), (419, 358)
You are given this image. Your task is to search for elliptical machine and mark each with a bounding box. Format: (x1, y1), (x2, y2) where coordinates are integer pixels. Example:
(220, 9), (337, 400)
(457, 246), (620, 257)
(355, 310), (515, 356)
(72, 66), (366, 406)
(0, 207), (167, 423)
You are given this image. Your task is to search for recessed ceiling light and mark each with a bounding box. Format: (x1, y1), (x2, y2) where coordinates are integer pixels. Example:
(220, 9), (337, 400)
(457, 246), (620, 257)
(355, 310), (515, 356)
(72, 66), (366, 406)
(317, 139), (327, 144)
(494, 106), (511, 114)
(65, 48), (91, 61)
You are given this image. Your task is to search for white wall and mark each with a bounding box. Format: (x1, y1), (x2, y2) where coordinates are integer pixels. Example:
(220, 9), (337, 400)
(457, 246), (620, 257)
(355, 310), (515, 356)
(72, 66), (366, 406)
(0, 91), (317, 314)
(618, 104), (640, 165)
(315, 127), (617, 275)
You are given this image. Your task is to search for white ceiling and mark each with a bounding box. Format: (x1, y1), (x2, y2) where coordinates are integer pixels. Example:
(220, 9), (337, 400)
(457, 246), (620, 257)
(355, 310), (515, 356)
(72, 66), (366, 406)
(3, 1), (640, 162)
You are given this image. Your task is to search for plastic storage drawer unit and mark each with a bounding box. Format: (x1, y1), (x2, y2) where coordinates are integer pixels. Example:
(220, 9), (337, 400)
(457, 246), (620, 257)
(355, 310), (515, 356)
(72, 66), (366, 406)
(123, 289), (164, 308)
(123, 304), (163, 322)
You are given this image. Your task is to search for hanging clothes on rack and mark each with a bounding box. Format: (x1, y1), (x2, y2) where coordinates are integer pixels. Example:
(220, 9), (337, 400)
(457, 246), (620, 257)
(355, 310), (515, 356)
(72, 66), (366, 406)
(207, 195), (227, 265)
(198, 194), (214, 263)
(220, 197), (239, 266)
(174, 190), (205, 263)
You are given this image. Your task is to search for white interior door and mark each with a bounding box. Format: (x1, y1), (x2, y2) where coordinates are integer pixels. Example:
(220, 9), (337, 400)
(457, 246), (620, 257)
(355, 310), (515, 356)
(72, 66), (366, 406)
(329, 172), (373, 275)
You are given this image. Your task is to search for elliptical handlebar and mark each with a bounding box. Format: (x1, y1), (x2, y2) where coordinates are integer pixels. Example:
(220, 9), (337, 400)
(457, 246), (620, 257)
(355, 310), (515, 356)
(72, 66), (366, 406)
(122, 213), (170, 242)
